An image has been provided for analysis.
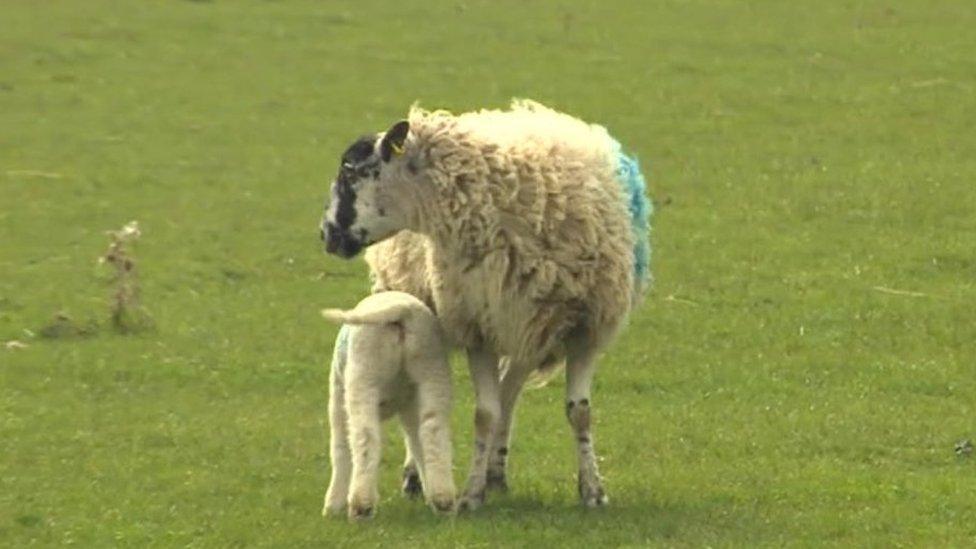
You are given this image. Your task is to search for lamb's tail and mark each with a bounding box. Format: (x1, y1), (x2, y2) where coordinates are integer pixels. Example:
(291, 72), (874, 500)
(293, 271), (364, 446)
(321, 300), (414, 326)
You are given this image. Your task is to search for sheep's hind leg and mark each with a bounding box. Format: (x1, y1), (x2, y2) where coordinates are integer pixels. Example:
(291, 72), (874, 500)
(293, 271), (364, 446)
(566, 345), (608, 507)
(457, 348), (501, 511)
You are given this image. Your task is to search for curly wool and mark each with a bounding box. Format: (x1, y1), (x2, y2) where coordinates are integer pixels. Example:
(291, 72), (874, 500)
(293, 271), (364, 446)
(367, 100), (650, 365)
(365, 231), (433, 308)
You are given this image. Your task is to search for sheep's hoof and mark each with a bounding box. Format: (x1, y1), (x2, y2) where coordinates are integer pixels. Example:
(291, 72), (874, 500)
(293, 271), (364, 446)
(402, 470), (423, 499)
(485, 471), (508, 493)
(578, 475), (608, 508)
(456, 491), (485, 512)
(581, 491), (609, 508)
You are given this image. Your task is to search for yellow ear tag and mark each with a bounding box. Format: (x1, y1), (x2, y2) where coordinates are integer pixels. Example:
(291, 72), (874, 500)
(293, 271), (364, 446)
(390, 142), (405, 156)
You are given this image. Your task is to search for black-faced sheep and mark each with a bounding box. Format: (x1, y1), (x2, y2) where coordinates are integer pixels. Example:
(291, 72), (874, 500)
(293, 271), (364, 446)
(321, 100), (652, 509)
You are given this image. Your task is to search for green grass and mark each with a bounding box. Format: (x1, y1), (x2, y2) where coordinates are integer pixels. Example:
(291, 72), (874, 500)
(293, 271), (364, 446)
(2, 0), (975, 546)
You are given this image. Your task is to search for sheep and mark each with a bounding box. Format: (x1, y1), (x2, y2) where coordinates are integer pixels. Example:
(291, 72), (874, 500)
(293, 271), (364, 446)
(320, 291), (455, 519)
(321, 99), (652, 509)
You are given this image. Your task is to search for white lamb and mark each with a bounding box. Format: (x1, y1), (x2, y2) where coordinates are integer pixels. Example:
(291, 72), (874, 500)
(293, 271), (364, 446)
(320, 291), (455, 519)
(321, 99), (652, 509)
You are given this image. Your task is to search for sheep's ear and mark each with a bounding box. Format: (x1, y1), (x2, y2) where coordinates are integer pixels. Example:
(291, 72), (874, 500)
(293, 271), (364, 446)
(380, 120), (410, 162)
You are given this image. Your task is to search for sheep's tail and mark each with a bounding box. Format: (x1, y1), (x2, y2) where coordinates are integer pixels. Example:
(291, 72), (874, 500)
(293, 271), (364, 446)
(320, 301), (412, 326)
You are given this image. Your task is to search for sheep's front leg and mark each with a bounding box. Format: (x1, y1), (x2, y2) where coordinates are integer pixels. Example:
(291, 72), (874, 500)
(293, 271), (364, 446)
(345, 384), (383, 520)
(486, 358), (532, 492)
(457, 348), (501, 511)
(323, 358), (352, 517)
(566, 346), (608, 507)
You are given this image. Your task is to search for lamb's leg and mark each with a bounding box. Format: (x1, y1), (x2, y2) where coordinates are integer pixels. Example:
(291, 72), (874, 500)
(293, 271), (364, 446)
(324, 361), (352, 516)
(457, 348), (501, 511)
(415, 367), (456, 514)
(486, 358), (532, 492)
(346, 385), (383, 520)
(566, 346), (608, 507)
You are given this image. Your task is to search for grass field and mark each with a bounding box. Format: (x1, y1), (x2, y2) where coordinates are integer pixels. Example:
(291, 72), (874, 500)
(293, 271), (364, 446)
(2, 0), (975, 546)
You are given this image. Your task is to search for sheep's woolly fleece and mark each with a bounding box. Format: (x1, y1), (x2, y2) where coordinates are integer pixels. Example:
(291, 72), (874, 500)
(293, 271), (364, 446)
(366, 99), (652, 363)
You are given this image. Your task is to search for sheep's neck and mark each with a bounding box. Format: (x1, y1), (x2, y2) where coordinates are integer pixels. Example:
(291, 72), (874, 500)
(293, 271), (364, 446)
(413, 181), (498, 269)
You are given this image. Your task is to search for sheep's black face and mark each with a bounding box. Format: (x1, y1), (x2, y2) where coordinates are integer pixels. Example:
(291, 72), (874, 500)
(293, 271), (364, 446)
(321, 120), (412, 259)
(322, 135), (379, 258)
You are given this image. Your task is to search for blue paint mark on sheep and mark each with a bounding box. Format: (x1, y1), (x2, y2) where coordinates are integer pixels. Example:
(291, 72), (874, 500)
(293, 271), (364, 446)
(337, 323), (350, 353)
(609, 138), (652, 294)
(332, 324), (351, 375)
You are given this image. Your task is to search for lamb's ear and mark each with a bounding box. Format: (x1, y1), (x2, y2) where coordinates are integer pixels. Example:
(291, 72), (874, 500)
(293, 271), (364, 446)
(380, 120), (410, 162)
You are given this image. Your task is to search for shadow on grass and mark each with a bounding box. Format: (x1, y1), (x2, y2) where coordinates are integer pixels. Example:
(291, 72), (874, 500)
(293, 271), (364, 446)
(316, 489), (767, 546)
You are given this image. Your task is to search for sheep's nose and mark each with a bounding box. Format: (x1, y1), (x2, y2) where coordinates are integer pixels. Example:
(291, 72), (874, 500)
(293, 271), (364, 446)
(324, 223), (342, 254)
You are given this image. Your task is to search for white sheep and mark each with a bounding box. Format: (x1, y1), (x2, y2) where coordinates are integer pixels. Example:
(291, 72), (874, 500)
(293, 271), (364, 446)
(320, 291), (455, 519)
(321, 99), (652, 509)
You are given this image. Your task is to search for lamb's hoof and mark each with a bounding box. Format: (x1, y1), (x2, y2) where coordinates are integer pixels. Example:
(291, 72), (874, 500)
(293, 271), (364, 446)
(429, 497), (456, 516)
(456, 491), (485, 513)
(322, 503), (345, 518)
(402, 470), (423, 499)
(578, 476), (608, 508)
(485, 471), (508, 493)
(348, 504), (375, 521)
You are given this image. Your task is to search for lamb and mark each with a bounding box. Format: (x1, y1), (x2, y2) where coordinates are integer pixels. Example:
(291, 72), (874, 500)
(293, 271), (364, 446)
(321, 99), (652, 509)
(320, 291), (455, 519)
(362, 232), (435, 496)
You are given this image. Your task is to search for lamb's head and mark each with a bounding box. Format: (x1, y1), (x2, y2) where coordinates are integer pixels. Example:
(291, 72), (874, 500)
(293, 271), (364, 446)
(321, 120), (418, 258)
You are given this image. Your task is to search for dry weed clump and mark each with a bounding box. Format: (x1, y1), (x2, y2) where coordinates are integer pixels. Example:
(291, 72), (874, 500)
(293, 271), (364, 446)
(99, 220), (153, 333)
